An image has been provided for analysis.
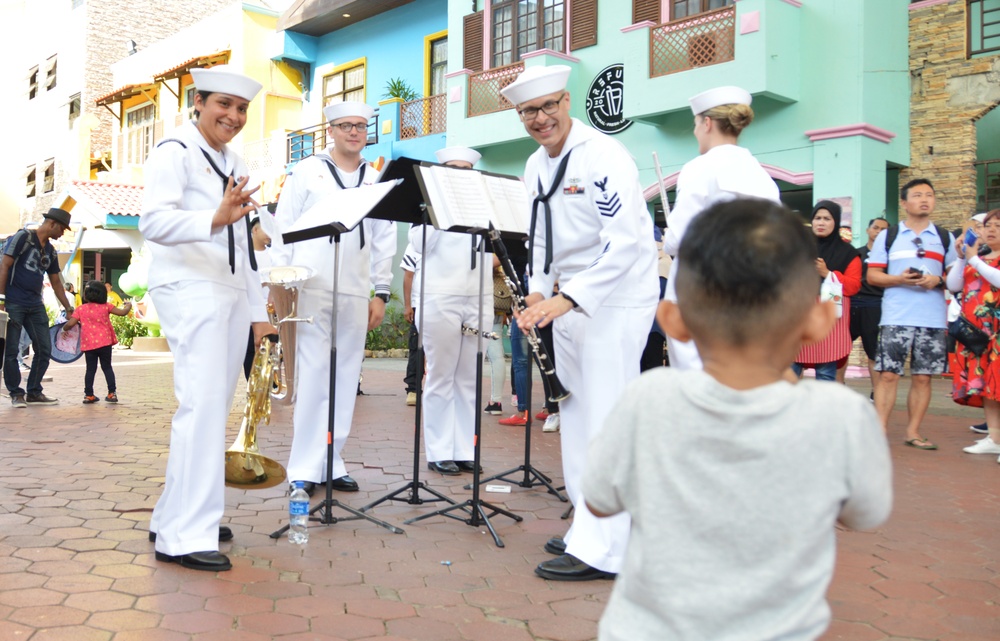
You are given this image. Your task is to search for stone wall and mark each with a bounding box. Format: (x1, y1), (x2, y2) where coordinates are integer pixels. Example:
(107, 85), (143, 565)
(83, 0), (233, 157)
(906, 0), (1000, 229)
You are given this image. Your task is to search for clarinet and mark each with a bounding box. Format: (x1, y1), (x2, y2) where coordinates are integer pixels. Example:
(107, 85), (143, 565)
(488, 228), (571, 402)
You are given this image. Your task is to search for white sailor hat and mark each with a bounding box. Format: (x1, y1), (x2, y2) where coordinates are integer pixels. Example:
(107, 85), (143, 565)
(500, 64), (572, 106)
(688, 86), (752, 115)
(190, 65), (262, 102)
(972, 213), (988, 223)
(324, 101), (375, 123)
(435, 146), (481, 166)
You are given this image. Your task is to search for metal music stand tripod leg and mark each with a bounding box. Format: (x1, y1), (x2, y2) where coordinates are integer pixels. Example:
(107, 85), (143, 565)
(271, 233), (403, 538)
(464, 351), (566, 501)
(403, 231), (522, 547)
(362, 212), (456, 512)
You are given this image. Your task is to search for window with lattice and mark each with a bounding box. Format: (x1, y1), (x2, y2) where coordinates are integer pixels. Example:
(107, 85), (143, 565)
(491, 0), (565, 68)
(323, 65), (365, 107)
(671, 0), (733, 21)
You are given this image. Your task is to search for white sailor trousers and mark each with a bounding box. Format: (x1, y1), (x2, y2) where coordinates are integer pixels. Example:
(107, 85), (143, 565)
(286, 288), (368, 483)
(419, 293), (481, 463)
(149, 280), (249, 556)
(553, 303), (655, 573)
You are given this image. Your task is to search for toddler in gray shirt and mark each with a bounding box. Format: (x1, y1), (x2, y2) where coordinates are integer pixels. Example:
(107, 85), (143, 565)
(584, 198), (893, 641)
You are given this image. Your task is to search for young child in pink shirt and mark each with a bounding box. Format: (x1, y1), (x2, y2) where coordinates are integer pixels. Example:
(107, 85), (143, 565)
(62, 280), (132, 403)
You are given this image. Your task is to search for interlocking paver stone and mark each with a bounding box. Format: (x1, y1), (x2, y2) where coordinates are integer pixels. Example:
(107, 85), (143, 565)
(0, 355), (997, 640)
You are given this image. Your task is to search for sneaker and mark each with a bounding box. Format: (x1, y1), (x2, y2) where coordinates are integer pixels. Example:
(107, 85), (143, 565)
(106, 392), (118, 403)
(535, 409), (550, 421)
(970, 422), (988, 434)
(11, 394), (27, 408)
(83, 395), (99, 404)
(484, 402), (502, 415)
(963, 436), (1000, 454)
(406, 391), (417, 406)
(542, 413), (561, 433)
(25, 393), (58, 405)
(499, 411), (528, 426)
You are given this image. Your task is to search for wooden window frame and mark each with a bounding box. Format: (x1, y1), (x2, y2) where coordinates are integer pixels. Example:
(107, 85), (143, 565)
(491, 0), (566, 67)
(26, 165), (36, 199)
(46, 55), (57, 91)
(322, 59), (367, 108)
(427, 33), (449, 97)
(125, 102), (157, 166)
(42, 158), (55, 193)
(28, 66), (38, 100)
(68, 93), (81, 128)
(670, 0), (733, 22)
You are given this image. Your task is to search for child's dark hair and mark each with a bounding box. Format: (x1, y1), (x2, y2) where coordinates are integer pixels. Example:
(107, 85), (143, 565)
(675, 198), (819, 347)
(900, 178), (933, 201)
(84, 280), (108, 304)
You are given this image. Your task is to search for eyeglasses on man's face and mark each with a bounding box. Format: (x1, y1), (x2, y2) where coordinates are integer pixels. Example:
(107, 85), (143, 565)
(332, 122), (368, 133)
(517, 93), (566, 121)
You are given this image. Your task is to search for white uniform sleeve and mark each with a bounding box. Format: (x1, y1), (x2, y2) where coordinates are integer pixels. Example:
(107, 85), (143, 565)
(269, 165), (311, 267)
(368, 218), (396, 296)
(557, 145), (650, 315)
(242, 219), (268, 323)
(400, 242), (418, 273)
(662, 165), (714, 258)
(139, 143), (214, 244)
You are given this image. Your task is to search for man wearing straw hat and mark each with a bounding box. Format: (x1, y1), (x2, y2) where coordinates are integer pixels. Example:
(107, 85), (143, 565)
(503, 65), (658, 581)
(271, 101), (396, 496)
(140, 65), (272, 571)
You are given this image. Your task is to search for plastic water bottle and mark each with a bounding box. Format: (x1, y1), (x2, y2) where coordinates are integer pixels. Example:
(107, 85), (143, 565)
(288, 481), (309, 544)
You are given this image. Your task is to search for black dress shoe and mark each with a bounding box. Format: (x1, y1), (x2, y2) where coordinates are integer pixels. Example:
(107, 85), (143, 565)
(535, 554), (616, 581)
(455, 461), (482, 473)
(290, 481), (317, 497)
(149, 526), (233, 543)
(427, 460), (461, 475)
(329, 475), (359, 492)
(543, 537), (566, 555)
(154, 550), (232, 571)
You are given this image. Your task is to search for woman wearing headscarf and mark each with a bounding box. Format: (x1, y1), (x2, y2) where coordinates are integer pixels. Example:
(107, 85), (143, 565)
(139, 65), (273, 571)
(794, 200), (861, 381)
(661, 86), (781, 370)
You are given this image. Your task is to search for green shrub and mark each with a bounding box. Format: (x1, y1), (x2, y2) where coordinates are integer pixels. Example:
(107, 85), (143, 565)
(110, 304), (148, 348)
(366, 304), (409, 352)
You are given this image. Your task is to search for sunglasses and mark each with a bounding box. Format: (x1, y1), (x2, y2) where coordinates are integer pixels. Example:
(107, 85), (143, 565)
(912, 237), (926, 259)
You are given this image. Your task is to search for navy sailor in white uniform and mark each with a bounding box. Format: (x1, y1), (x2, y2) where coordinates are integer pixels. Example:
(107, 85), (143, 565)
(270, 101), (396, 495)
(140, 65), (273, 572)
(502, 65), (659, 581)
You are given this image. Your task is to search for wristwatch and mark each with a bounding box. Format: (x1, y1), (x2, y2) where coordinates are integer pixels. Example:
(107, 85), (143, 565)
(374, 293), (390, 304)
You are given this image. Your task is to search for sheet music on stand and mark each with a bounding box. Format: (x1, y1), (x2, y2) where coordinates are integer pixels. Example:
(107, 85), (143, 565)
(281, 179), (403, 244)
(414, 165), (530, 237)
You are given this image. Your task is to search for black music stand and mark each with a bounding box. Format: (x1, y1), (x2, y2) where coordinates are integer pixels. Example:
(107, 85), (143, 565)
(402, 230), (522, 547)
(360, 157), (459, 513)
(270, 182), (405, 539)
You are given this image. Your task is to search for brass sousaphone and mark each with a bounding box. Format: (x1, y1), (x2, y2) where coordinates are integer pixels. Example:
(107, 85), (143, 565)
(224, 265), (314, 489)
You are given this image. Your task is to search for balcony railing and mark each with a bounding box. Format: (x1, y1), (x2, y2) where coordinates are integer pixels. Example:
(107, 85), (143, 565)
(286, 113), (380, 164)
(650, 6), (736, 78)
(243, 137), (284, 175)
(468, 61), (524, 117)
(400, 94), (447, 140)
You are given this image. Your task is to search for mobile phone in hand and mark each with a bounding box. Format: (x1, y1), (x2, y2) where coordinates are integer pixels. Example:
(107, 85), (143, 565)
(965, 228), (979, 246)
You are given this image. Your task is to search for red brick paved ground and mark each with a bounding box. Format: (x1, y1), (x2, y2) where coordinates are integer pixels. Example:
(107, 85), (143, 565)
(0, 351), (997, 640)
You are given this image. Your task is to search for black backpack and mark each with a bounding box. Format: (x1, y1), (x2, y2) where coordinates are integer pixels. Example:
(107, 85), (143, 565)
(883, 222), (952, 267)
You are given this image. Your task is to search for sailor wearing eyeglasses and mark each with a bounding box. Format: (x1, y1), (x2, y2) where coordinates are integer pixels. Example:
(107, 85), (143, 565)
(270, 101), (396, 497)
(501, 65), (658, 581)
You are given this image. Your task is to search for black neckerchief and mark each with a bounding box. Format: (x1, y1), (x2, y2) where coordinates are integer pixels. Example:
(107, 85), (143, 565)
(529, 149), (573, 276)
(199, 148), (257, 273)
(323, 158), (367, 249)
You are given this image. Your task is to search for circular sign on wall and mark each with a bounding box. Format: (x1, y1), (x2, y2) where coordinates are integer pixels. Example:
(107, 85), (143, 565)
(585, 64), (633, 135)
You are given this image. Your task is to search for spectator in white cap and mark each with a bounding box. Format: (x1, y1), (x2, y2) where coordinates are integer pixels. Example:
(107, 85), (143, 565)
(502, 65), (659, 581)
(270, 101), (396, 496)
(659, 86), (780, 371)
(140, 64), (274, 572)
(399, 145), (495, 475)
